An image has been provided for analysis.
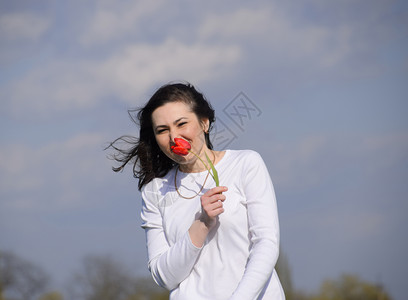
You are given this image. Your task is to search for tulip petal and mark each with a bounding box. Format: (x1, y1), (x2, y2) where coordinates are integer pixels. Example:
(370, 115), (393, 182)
(171, 146), (189, 156)
(174, 138), (191, 150)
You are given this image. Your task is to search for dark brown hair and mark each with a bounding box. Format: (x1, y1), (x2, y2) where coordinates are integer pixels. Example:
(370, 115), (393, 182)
(106, 82), (215, 190)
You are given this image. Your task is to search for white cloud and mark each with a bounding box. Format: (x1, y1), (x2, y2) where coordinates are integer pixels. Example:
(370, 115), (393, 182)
(96, 38), (241, 103)
(199, 7), (352, 68)
(3, 61), (104, 116)
(3, 2), (396, 118)
(0, 133), (108, 210)
(0, 12), (50, 40)
(269, 132), (408, 190)
(199, 8), (274, 39)
(3, 39), (240, 116)
(79, 0), (165, 47)
(197, 4), (397, 76)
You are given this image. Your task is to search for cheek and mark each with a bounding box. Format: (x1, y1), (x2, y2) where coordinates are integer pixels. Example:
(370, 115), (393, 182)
(155, 136), (168, 151)
(188, 124), (204, 138)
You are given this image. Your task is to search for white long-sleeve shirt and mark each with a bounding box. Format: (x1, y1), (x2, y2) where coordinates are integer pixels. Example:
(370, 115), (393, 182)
(141, 149), (285, 299)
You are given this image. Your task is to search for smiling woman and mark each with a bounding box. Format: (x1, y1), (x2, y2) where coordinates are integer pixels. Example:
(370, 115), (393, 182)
(106, 82), (285, 300)
(107, 83), (216, 189)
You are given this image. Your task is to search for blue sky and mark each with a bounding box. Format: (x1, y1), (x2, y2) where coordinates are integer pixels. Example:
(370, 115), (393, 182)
(1, 0), (407, 299)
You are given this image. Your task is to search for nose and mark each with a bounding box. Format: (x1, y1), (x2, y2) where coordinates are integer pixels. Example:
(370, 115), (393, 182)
(168, 129), (177, 145)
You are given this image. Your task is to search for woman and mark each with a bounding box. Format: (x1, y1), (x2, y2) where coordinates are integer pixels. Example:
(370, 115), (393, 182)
(109, 82), (285, 299)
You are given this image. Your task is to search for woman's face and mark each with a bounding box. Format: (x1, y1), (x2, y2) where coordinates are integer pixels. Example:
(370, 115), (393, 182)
(151, 101), (209, 166)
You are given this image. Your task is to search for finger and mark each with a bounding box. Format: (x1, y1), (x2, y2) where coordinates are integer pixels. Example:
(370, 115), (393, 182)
(213, 204), (225, 216)
(210, 199), (224, 209)
(205, 186), (228, 197)
(210, 193), (226, 203)
(202, 193), (226, 205)
(203, 199), (224, 214)
(206, 205), (224, 218)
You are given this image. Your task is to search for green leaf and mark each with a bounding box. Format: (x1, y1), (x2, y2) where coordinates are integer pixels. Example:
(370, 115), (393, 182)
(205, 152), (219, 186)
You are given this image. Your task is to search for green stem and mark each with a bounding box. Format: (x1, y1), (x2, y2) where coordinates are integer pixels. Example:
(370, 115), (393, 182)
(188, 150), (218, 186)
(188, 150), (210, 172)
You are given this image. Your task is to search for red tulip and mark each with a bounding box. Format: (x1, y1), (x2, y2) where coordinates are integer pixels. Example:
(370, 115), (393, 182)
(171, 137), (219, 186)
(171, 138), (191, 156)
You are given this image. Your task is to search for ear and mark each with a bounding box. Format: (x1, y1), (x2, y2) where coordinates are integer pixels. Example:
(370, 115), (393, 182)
(201, 118), (210, 133)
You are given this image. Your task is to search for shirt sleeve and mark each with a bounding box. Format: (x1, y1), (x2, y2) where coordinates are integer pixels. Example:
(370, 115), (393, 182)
(140, 181), (203, 291)
(230, 151), (280, 300)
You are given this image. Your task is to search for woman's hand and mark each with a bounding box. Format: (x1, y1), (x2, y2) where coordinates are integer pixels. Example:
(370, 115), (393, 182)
(200, 186), (228, 230)
(189, 186), (228, 248)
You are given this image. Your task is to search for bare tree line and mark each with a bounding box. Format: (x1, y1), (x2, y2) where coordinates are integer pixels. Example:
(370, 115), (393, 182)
(1, 250), (391, 300)
(0, 251), (168, 300)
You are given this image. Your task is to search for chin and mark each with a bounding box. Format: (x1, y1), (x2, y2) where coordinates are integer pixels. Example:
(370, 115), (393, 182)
(172, 153), (190, 162)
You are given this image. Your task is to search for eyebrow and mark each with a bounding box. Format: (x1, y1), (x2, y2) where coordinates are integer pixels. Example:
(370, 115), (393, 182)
(154, 117), (188, 131)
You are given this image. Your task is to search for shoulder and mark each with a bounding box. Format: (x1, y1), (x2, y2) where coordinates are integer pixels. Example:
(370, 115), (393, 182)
(227, 149), (263, 162)
(220, 149), (265, 173)
(141, 168), (175, 197)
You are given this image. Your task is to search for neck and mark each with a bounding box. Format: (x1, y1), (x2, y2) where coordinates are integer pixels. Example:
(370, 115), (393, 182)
(179, 149), (215, 173)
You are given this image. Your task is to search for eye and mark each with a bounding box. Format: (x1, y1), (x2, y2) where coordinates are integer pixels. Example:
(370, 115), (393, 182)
(156, 128), (167, 134)
(178, 122), (187, 127)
